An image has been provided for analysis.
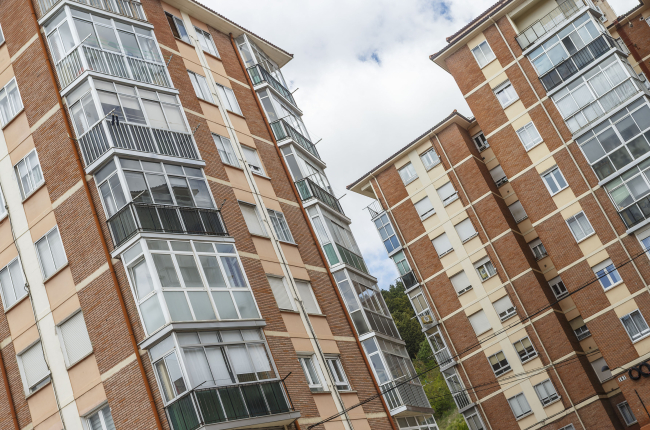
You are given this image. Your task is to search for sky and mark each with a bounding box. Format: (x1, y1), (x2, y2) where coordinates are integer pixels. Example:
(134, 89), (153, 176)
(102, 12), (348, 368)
(203, 0), (640, 289)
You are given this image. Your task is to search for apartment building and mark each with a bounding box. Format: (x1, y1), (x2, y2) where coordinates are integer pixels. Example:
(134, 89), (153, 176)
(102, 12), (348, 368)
(348, 0), (650, 429)
(0, 0), (435, 429)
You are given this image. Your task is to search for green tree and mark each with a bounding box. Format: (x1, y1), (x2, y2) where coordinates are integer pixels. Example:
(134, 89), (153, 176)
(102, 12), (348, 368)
(381, 283), (425, 358)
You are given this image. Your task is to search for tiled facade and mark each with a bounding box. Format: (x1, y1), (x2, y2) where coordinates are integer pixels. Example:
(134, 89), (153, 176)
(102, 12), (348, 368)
(349, 1), (650, 429)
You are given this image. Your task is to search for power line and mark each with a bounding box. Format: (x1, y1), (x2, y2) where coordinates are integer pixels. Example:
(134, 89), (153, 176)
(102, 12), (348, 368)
(308, 245), (650, 428)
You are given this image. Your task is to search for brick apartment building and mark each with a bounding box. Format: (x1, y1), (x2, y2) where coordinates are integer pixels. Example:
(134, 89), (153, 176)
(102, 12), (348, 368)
(348, 0), (650, 429)
(0, 0), (439, 429)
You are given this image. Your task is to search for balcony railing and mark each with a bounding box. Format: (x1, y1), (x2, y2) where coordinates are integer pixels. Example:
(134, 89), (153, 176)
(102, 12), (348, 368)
(395, 271), (418, 289)
(108, 202), (227, 247)
(539, 34), (615, 92)
(165, 380), (295, 430)
(37, 0), (146, 20)
(270, 119), (320, 160)
(515, 0), (586, 50)
(336, 244), (368, 274)
(248, 65), (297, 108)
(54, 43), (171, 90)
(78, 119), (199, 166)
(295, 177), (344, 214)
(366, 200), (385, 219)
(433, 347), (453, 368)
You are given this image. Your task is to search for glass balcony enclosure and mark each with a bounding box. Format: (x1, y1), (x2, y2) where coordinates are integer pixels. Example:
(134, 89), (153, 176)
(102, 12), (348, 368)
(272, 119), (320, 161)
(44, 6), (170, 90)
(66, 78), (197, 167)
(604, 158), (650, 228)
(427, 326), (453, 367)
(515, 0), (590, 50)
(121, 238), (261, 337)
(442, 367), (471, 411)
(147, 330), (297, 430)
(258, 88), (307, 137)
(281, 146), (329, 190)
(37, 0), (146, 22)
(408, 287), (436, 330)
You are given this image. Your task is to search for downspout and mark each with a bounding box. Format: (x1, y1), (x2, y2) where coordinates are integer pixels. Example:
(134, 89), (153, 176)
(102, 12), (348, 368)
(28, 3), (164, 429)
(229, 33), (399, 430)
(0, 338), (19, 430)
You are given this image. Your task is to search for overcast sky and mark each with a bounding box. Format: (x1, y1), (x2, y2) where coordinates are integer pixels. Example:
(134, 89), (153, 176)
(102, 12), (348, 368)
(204, 0), (640, 289)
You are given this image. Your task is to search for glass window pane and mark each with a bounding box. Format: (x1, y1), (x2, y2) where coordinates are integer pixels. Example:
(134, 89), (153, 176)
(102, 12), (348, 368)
(145, 173), (173, 205)
(81, 94), (100, 127)
(163, 291), (193, 321)
(140, 295), (166, 333)
(221, 257), (246, 287)
(142, 100), (168, 129)
(199, 255), (227, 288)
(212, 291), (239, 319)
(183, 347), (213, 387)
(130, 259), (154, 299)
(95, 25), (120, 51)
(228, 345), (256, 382)
(175, 255), (203, 289)
(169, 177), (194, 207)
(119, 95), (146, 124)
(233, 291), (259, 319)
(205, 347), (235, 385)
(162, 104), (186, 132)
(152, 254), (181, 288)
(117, 30), (142, 58)
(188, 179), (213, 208)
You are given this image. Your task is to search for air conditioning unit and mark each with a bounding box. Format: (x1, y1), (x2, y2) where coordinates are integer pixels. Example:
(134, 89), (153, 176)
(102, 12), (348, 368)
(420, 315), (435, 325)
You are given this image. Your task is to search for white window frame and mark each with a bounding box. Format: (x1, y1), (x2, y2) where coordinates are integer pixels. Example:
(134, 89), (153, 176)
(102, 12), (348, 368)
(455, 218), (478, 243)
(326, 356), (351, 391)
(493, 295), (516, 321)
(420, 149), (440, 170)
(513, 336), (537, 363)
(57, 310), (93, 368)
(437, 181), (458, 206)
(468, 309), (491, 336)
(299, 355), (324, 391)
(165, 12), (190, 44)
(34, 226), (68, 280)
(0, 257), (27, 311)
(398, 163), (418, 185)
(528, 238), (547, 260)
(241, 145), (265, 175)
(474, 257), (497, 282)
(541, 166), (568, 195)
(472, 131), (489, 152)
(0, 77), (24, 127)
(239, 201), (268, 237)
(618, 401), (637, 426)
(489, 165), (508, 187)
(266, 275), (295, 311)
(566, 211), (595, 243)
(507, 392), (532, 420)
(494, 81), (519, 108)
(592, 259), (622, 290)
(516, 122), (543, 151)
(0, 23), (4, 46)
(621, 309), (650, 342)
(296, 280), (320, 314)
(414, 196), (435, 220)
(83, 403), (115, 430)
(188, 70), (214, 103)
(216, 84), (242, 115)
(534, 379), (560, 406)
(450, 270), (473, 296)
(464, 412), (486, 430)
(17, 340), (51, 396)
(471, 40), (496, 68)
(213, 133), (239, 167)
(0, 186), (6, 220)
(508, 201), (528, 223)
(267, 209), (294, 243)
(14, 149), (44, 199)
(193, 26), (219, 58)
(432, 232), (453, 257)
(488, 351), (511, 377)
(548, 276), (568, 299)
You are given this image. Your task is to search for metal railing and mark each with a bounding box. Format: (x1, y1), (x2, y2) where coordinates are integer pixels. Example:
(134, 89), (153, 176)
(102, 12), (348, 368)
(336, 243), (368, 274)
(539, 34), (615, 91)
(247, 64), (297, 108)
(37, 0), (146, 21)
(77, 119), (199, 166)
(366, 200), (385, 219)
(270, 119), (320, 160)
(295, 177), (344, 214)
(165, 380), (294, 430)
(515, 0), (586, 50)
(395, 271), (418, 289)
(53, 43), (171, 90)
(107, 202), (227, 247)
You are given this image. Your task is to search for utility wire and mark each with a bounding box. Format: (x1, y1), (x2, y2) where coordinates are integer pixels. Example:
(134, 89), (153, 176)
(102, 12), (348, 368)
(308, 245), (650, 428)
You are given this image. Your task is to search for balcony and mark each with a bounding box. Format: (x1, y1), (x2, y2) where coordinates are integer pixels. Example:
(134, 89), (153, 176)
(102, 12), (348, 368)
(366, 200), (385, 219)
(54, 43), (171, 91)
(270, 119), (320, 161)
(515, 0), (587, 50)
(37, 0), (146, 21)
(248, 65), (297, 108)
(108, 202), (227, 247)
(395, 271), (418, 290)
(336, 244), (368, 274)
(295, 178), (344, 215)
(165, 380), (299, 430)
(539, 34), (616, 92)
(380, 381), (434, 416)
(77, 119), (199, 167)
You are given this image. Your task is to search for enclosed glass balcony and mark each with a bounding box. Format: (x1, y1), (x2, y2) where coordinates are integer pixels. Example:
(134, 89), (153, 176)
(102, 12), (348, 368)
(271, 119), (320, 160)
(295, 178), (344, 215)
(37, 0), (146, 21)
(248, 65), (297, 108)
(515, 0), (587, 50)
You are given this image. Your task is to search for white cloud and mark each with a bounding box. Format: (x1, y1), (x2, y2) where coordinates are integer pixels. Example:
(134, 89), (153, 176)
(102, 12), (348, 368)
(202, 0), (640, 289)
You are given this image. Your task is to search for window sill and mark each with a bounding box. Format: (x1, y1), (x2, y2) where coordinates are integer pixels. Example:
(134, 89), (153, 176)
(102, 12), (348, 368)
(514, 216), (528, 224)
(25, 377), (52, 400)
(602, 280), (624, 291)
(425, 162), (441, 172)
(21, 181), (46, 203)
(443, 195), (459, 207)
(66, 350), (94, 370)
(457, 286), (473, 296)
(631, 331), (650, 344)
(419, 211), (436, 221)
(174, 37), (194, 49)
(461, 233), (479, 243)
(3, 292), (29, 313)
(524, 141), (544, 152)
(514, 411), (534, 421)
(203, 50), (222, 62)
(520, 354), (538, 364)
(575, 232), (596, 244)
(226, 109), (246, 119)
(494, 367), (513, 378)
(249, 232), (270, 240)
(278, 239), (298, 246)
(438, 248), (454, 258)
(541, 396), (562, 408)
(221, 161), (243, 170)
(549, 186), (569, 197)
(1, 108), (24, 130)
(198, 97), (222, 109)
(402, 176), (418, 186)
(500, 312), (517, 322)
(43, 263), (70, 283)
(499, 98), (520, 110)
(480, 58), (497, 70)
(475, 327), (493, 337)
(251, 170), (271, 180)
(479, 273), (497, 283)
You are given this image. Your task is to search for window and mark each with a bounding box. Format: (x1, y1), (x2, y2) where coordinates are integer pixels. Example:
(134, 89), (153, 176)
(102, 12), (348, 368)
(86, 405), (115, 430)
(468, 310), (491, 336)
(58, 311), (93, 367)
(194, 27), (219, 57)
(14, 150), (44, 198)
(493, 295), (516, 321)
(471, 40), (496, 68)
(621, 309), (650, 342)
(618, 401), (637, 426)
(489, 165), (507, 187)
(374, 213), (400, 254)
(474, 257), (497, 281)
(0, 78), (24, 126)
(420, 149), (440, 170)
(591, 357), (612, 382)
(450, 271), (472, 295)
(267, 209), (294, 242)
(241, 146), (264, 174)
(392, 251), (413, 281)
(465, 412), (485, 430)
(566, 211), (594, 242)
(507, 393), (532, 420)
(239, 202), (267, 236)
(0, 187), (5, 219)
(432, 233), (453, 257)
(18, 341), (50, 395)
(153, 349), (187, 402)
(267, 276), (294, 310)
(165, 12), (190, 43)
(258, 88), (307, 135)
(188, 71), (213, 103)
(92, 161), (126, 219)
(488, 351), (511, 376)
(455, 218), (477, 243)
(398, 163), (418, 185)
(119, 158), (214, 209)
(0, 258), (26, 310)
(574, 324), (591, 341)
(541, 166), (568, 195)
(559, 426), (576, 430)
(605, 157), (650, 222)
(516, 122), (543, 150)
(0, 24), (4, 46)
(296, 281), (320, 314)
(213, 134), (239, 167)
(528, 238), (547, 260)
(299, 356), (323, 390)
(216, 84), (242, 115)
(534, 379), (559, 406)
(326, 357), (350, 391)
(473, 132), (489, 152)
(494, 81), (518, 108)
(592, 259), (622, 290)
(437, 182), (458, 206)
(35, 227), (67, 279)
(414, 197), (435, 220)
(548, 276), (568, 299)
(513, 337), (537, 362)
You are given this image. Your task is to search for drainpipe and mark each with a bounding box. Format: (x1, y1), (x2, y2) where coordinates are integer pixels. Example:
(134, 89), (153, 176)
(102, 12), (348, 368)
(229, 33), (399, 430)
(27, 2), (164, 429)
(0, 345), (19, 430)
